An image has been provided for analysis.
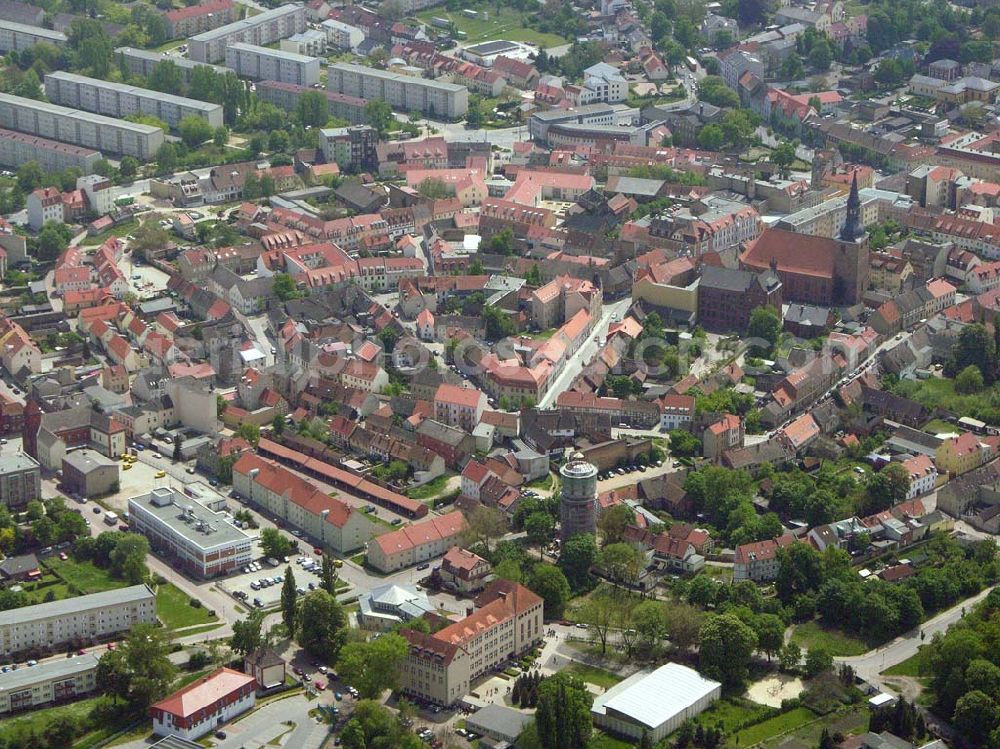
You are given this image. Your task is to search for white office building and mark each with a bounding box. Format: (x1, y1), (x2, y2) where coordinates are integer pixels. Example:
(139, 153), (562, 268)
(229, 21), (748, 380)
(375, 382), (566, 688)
(44, 71), (224, 130)
(0, 584), (156, 658)
(0, 92), (164, 159)
(188, 3), (307, 63)
(224, 43), (320, 86)
(592, 663), (721, 744)
(327, 62), (468, 119)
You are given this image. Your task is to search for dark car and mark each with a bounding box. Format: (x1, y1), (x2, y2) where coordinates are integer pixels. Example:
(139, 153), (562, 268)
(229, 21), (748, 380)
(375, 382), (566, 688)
(92, 506), (102, 514)
(215, 731), (227, 739)
(416, 563), (430, 571)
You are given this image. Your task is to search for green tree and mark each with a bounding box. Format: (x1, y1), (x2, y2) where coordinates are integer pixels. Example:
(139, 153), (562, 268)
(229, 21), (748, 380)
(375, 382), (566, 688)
(663, 602), (704, 651)
(487, 227), (515, 254)
(35, 221), (71, 261)
(466, 94), (484, 128)
(237, 422), (260, 445)
(955, 364), (985, 394)
(299, 589), (348, 662)
(296, 90), (329, 127)
(230, 610), (264, 656)
(953, 690), (997, 743)
(495, 557), (523, 583)
(527, 563), (571, 619)
(281, 565), (297, 635)
(128, 217), (170, 259)
(525, 512), (555, 558)
(154, 142), (178, 174)
(698, 124), (725, 150)
(336, 633), (408, 699)
(271, 413), (285, 436)
(260, 527), (294, 559)
(771, 142), (797, 178)
(16, 160), (43, 192)
(96, 623), (175, 709)
(340, 700), (423, 749)
(747, 306), (781, 351)
(669, 428), (701, 457)
(525, 263), (543, 286)
(599, 542), (644, 589)
(463, 504), (507, 553)
(779, 642), (802, 672)
(805, 647), (834, 677)
(364, 99), (393, 135)
(109, 534), (149, 584)
(272, 272), (300, 301)
(596, 503), (634, 546)
(754, 614), (785, 662)
(865, 462), (911, 514)
(321, 554), (338, 595)
(417, 177), (451, 199)
(148, 60), (184, 95)
(559, 533), (598, 591)
(809, 42), (832, 70)
(535, 673), (592, 749)
(699, 613), (758, 691)
(947, 323), (996, 383)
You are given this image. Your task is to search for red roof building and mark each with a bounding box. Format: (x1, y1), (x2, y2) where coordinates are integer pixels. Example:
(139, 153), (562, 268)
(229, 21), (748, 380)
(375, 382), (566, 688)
(150, 667), (256, 741)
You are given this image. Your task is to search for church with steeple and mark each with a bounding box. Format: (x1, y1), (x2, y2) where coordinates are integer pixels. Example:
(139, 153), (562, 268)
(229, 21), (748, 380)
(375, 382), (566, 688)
(739, 172), (870, 307)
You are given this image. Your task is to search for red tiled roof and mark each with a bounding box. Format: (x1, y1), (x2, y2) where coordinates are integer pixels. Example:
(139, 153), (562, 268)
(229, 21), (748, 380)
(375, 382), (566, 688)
(150, 667), (254, 719)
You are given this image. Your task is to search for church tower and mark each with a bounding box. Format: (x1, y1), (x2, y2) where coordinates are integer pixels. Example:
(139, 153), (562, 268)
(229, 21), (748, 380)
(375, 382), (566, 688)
(840, 172), (864, 242)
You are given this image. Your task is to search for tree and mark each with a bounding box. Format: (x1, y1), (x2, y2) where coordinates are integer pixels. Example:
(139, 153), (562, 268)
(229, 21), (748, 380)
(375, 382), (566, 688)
(578, 589), (616, 654)
(805, 647), (834, 678)
(698, 124), (725, 150)
(955, 364), (985, 394)
(699, 613), (758, 691)
(364, 99), (393, 135)
(321, 554), (338, 595)
(296, 90), (329, 127)
(281, 565), (297, 635)
(230, 610), (264, 657)
(721, 109), (758, 148)
(755, 614), (785, 662)
(272, 272), (300, 301)
(299, 589), (348, 662)
(663, 601), (704, 651)
(172, 433), (183, 462)
(336, 633), (408, 699)
(596, 504), (634, 546)
(109, 534), (149, 584)
(35, 221), (71, 261)
(632, 599), (667, 651)
(779, 642), (802, 672)
(178, 115), (213, 147)
(559, 533), (598, 591)
(865, 463), (911, 514)
(417, 177), (451, 199)
(953, 690), (997, 743)
(97, 623), (175, 709)
(535, 673), (593, 749)
(466, 94), (484, 128)
(669, 429), (702, 458)
(237, 422), (260, 445)
(809, 42), (832, 71)
(748, 306), (781, 352)
(487, 226), (515, 254)
(598, 542), (644, 589)
(525, 512), (555, 558)
(154, 142), (178, 174)
(271, 413), (286, 437)
(527, 563), (571, 619)
(148, 59), (184, 95)
(260, 527), (294, 560)
(948, 323), (996, 383)
(463, 505), (507, 553)
(776, 542), (824, 602)
(341, 700), (423, 749)
(128, 217), (171, 259)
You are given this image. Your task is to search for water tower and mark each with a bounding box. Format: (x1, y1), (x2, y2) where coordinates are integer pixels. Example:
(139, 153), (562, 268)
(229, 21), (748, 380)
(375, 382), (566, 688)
(559, 453), (598, 540)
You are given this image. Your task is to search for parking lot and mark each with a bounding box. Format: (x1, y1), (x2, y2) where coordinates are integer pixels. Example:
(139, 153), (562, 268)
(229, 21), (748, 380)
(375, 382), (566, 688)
(217, 549), (340, 609)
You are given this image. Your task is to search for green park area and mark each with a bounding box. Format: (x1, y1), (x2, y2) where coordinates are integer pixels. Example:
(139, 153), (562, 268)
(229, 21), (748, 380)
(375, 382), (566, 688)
(416, 2), (566, 47)
(155, 583), (219, 630)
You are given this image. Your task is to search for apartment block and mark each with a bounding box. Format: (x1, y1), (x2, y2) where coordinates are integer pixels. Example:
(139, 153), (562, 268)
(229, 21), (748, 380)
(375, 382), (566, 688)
(366, 510), (467, 573)
(129, 486), (253, 578)
(257, 81), (367, 125)
(165, 0), (238, 39)
(44, 71), (224, 130)
(115, 47), (233, 85)
(0, 452), (40, 509)
(225, 43), (319, 86)
(400, 580), (543, 705)
(0, 584), (156, 657)
(188, 3), (306, 63)
(0, 92), (164, 159)
(327, 62), (468, 119)
(0, 127), (100, 172)
(0, 20), (66, 53)
(0, 654), (100, 714)
(318, 124), (379, 170)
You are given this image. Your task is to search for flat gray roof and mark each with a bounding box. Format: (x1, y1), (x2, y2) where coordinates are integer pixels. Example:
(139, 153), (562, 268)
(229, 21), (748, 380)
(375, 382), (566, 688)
(190, 3), (302, 43)
(115, 47), (232, 75)
(0, 19), (67, 41)
(0, 654), (99, 691)
(0, 452), (38, 474)
(227, 42), (318, 64)
(0, 93), (163, 135)
(330, 62), (466, 93)
(62, 449), (117, 472)
(129, 487), (250, 550)
(465, 40), (521, 56)
(46, 71), (222, 114)
(0, 584), (154, 628)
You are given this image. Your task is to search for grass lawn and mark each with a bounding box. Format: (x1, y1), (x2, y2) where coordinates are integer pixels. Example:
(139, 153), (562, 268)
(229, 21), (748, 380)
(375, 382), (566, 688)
(81, 218), (139, 246)
(691, 698), (776, 733)
(173, 622), (225, 638)
(0, 696), (102, 743)
(726, 707), (817, 747)
(156, 583), (218, 630)
(526, 473), (554, 490)
(922, 418), (956, 435)
(896, 377), (999, 424)
(44, 557), (127, 595)
(406, 473), (453, 500)
(760, 706), (868, 749)
(564, 663), (624, 689)
(588, 732), (635, 749)
(790, 621), (870, 657)
(415, 3), (565, 47)
(882, 649), (928, 677)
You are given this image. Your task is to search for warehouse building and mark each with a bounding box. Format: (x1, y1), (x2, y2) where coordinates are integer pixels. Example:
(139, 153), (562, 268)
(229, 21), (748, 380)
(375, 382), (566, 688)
(188, 3), (306, 63)
(61, 449), (119, 499)
(0, 452), (39, 509)
(591, 663), (721, 743)
(327, 62), (468, 119)
(0, 93), (164, 159)
(115, 48), (233, 85)
(256, 80), (367, 124)
(224, 43), (319, 86)
(0, 584), (156, 658)
(0, 127), (101, 172)
(0, 654), (100, 714)
(0, 20), (66, 53)
(45, 71), (225, 130)
(129, 485), (252, 578)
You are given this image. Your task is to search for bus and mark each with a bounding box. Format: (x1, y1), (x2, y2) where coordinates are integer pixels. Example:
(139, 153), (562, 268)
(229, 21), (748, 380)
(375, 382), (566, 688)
(685, 56), (698, 72)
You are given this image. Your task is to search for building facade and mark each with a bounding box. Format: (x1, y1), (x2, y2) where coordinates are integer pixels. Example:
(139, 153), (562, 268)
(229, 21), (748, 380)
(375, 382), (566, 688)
(0, 20), (65, 53)
(188, 3), (307, 63)
(0, 453), (40, 509)
(224, 43), (320, 86)
(327, 63), (468, 119)
(0, 654), (100, 715)
(0, 584), (156, 657)
(366, 510), (467, 573)
(150, 668), (256, 740)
